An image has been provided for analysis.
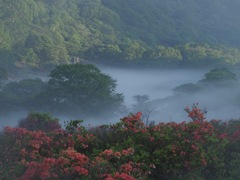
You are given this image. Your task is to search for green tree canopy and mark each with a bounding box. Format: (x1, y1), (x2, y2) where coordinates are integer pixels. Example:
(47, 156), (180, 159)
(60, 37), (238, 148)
(18, 112), (61, 132)
(200, 68), (237, 83)
(47, 63), (124, 116)
(173, 83), (202, 94)
(2, 0), (240, 70)
(0, 78), (47, 112)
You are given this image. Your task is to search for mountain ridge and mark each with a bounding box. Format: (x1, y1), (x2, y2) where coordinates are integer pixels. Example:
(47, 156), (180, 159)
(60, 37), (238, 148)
(1, 0), (240, 70)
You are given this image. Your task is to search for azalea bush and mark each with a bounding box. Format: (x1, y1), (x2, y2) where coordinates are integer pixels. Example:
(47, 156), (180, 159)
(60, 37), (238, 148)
(0, 104), (240, 179)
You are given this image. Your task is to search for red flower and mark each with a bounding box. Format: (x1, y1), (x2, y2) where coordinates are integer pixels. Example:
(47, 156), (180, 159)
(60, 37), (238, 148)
(100, 149), (114, 157)
(114, 172), (135, 180)
(122, 148), (134, 156)
(114, 151), (121, 158)
(73, 166), (88, 176)
(75, 153), (89, 165)
(120, 163), (133, 173)
(149, 136), (154, 142)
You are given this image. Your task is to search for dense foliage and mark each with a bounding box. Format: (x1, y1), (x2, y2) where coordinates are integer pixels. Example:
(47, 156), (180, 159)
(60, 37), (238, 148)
(1, 0), (240, 71)
(173, 68), (239, 95)
(47, 64), (124, 116)
(0, 105), (240, 179)
(0, 64), (124, 118)
(200, 68), (237, 83)
(18, 112), (61, 132)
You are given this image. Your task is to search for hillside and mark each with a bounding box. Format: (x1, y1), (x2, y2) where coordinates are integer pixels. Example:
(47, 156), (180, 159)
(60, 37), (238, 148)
(102, 0), (240, 46)
(1, 0), (240, 70)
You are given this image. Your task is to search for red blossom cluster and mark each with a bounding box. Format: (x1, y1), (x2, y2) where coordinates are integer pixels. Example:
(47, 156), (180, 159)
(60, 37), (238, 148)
(20, 147), (90, 179)
(98, 148), (134, 160)
(122, 148), (134, 156)
(121, 112), (145, 132)
(185, 103), (207, 122)
(1, 105), (239, 179)
(91, 148), (148, 179)
(120, 162), (133, 173)
(21, 159), (58, 180)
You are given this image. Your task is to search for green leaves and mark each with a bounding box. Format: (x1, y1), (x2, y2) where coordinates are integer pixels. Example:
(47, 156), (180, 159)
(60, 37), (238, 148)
(47, 64), (124, 116)
(1, 108), (240, 179)
(203, 68), (237, 82)
(18, 112), (61, 132)
(2, 0), (240, 69)
(0, 78), (47, 111)
(0, 64), (124, 118)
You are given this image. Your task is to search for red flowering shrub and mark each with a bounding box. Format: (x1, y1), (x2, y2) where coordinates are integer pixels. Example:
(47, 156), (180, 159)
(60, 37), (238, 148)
(121, 112), (145, 132)
(219, 119), (240, 179)
(88, 147), (147, 179)
(184, 103), (207, 122)
(0, 125), (93, 179)
(0, 105), (240, 179)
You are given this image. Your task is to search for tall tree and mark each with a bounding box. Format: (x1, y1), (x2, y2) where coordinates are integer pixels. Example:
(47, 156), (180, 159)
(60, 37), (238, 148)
(47, 63), (124, 116)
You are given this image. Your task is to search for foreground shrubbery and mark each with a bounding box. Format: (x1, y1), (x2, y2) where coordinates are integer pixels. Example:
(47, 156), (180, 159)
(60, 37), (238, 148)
(0, 105), (240, 179)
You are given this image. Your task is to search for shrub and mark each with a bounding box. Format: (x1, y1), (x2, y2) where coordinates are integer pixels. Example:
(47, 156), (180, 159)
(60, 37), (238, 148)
(18, 112), (61, 132)
(0, 105), (240, 179)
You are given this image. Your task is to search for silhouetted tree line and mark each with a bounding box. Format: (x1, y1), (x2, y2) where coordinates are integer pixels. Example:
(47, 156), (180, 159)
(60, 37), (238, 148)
(0, 64), (124, 119)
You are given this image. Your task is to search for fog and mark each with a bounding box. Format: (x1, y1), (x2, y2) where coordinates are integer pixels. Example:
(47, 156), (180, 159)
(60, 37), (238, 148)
(101, 67), (240, 123)
(1, 66), (240, 130)
(101, 67), (206, 105)
(149, 86), (240, 123)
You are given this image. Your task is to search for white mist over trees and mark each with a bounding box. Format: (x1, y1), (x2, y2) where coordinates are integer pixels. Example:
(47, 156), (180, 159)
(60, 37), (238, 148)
(102, 67), (240, 123)
(0, 0), (240, 126)
(1, 1), (240, 179)
(0, 64), (125, 128)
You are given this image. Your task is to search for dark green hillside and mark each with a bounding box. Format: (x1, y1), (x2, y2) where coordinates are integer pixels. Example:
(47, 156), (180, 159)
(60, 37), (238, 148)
(102, 0), (240, 46)
(1, 0), (240, 71)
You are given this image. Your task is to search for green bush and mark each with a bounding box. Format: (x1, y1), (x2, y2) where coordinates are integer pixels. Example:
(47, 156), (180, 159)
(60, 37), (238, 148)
(0, 105), (240, 179)
(18, 112), (61, 132)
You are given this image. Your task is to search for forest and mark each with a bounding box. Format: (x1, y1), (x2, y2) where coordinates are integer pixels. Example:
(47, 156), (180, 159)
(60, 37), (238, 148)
(1, 0), (240, 179)
(1, 0), (240, 72)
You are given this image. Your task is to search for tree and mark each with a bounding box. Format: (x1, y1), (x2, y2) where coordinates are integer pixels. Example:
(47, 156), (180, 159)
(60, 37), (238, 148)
(0, 20), (12, 50)
(121, 39), (146, 60)
(148, 45), (182, 64)
(18, 112), (61, 132)
(173, 83), (201, 95)
(47, 64), (124, 116)
(200, 68), (237, 83)
(198, 68), (238, 89)
(0, 78), (47, 112)
(132, 94), (155, 124)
